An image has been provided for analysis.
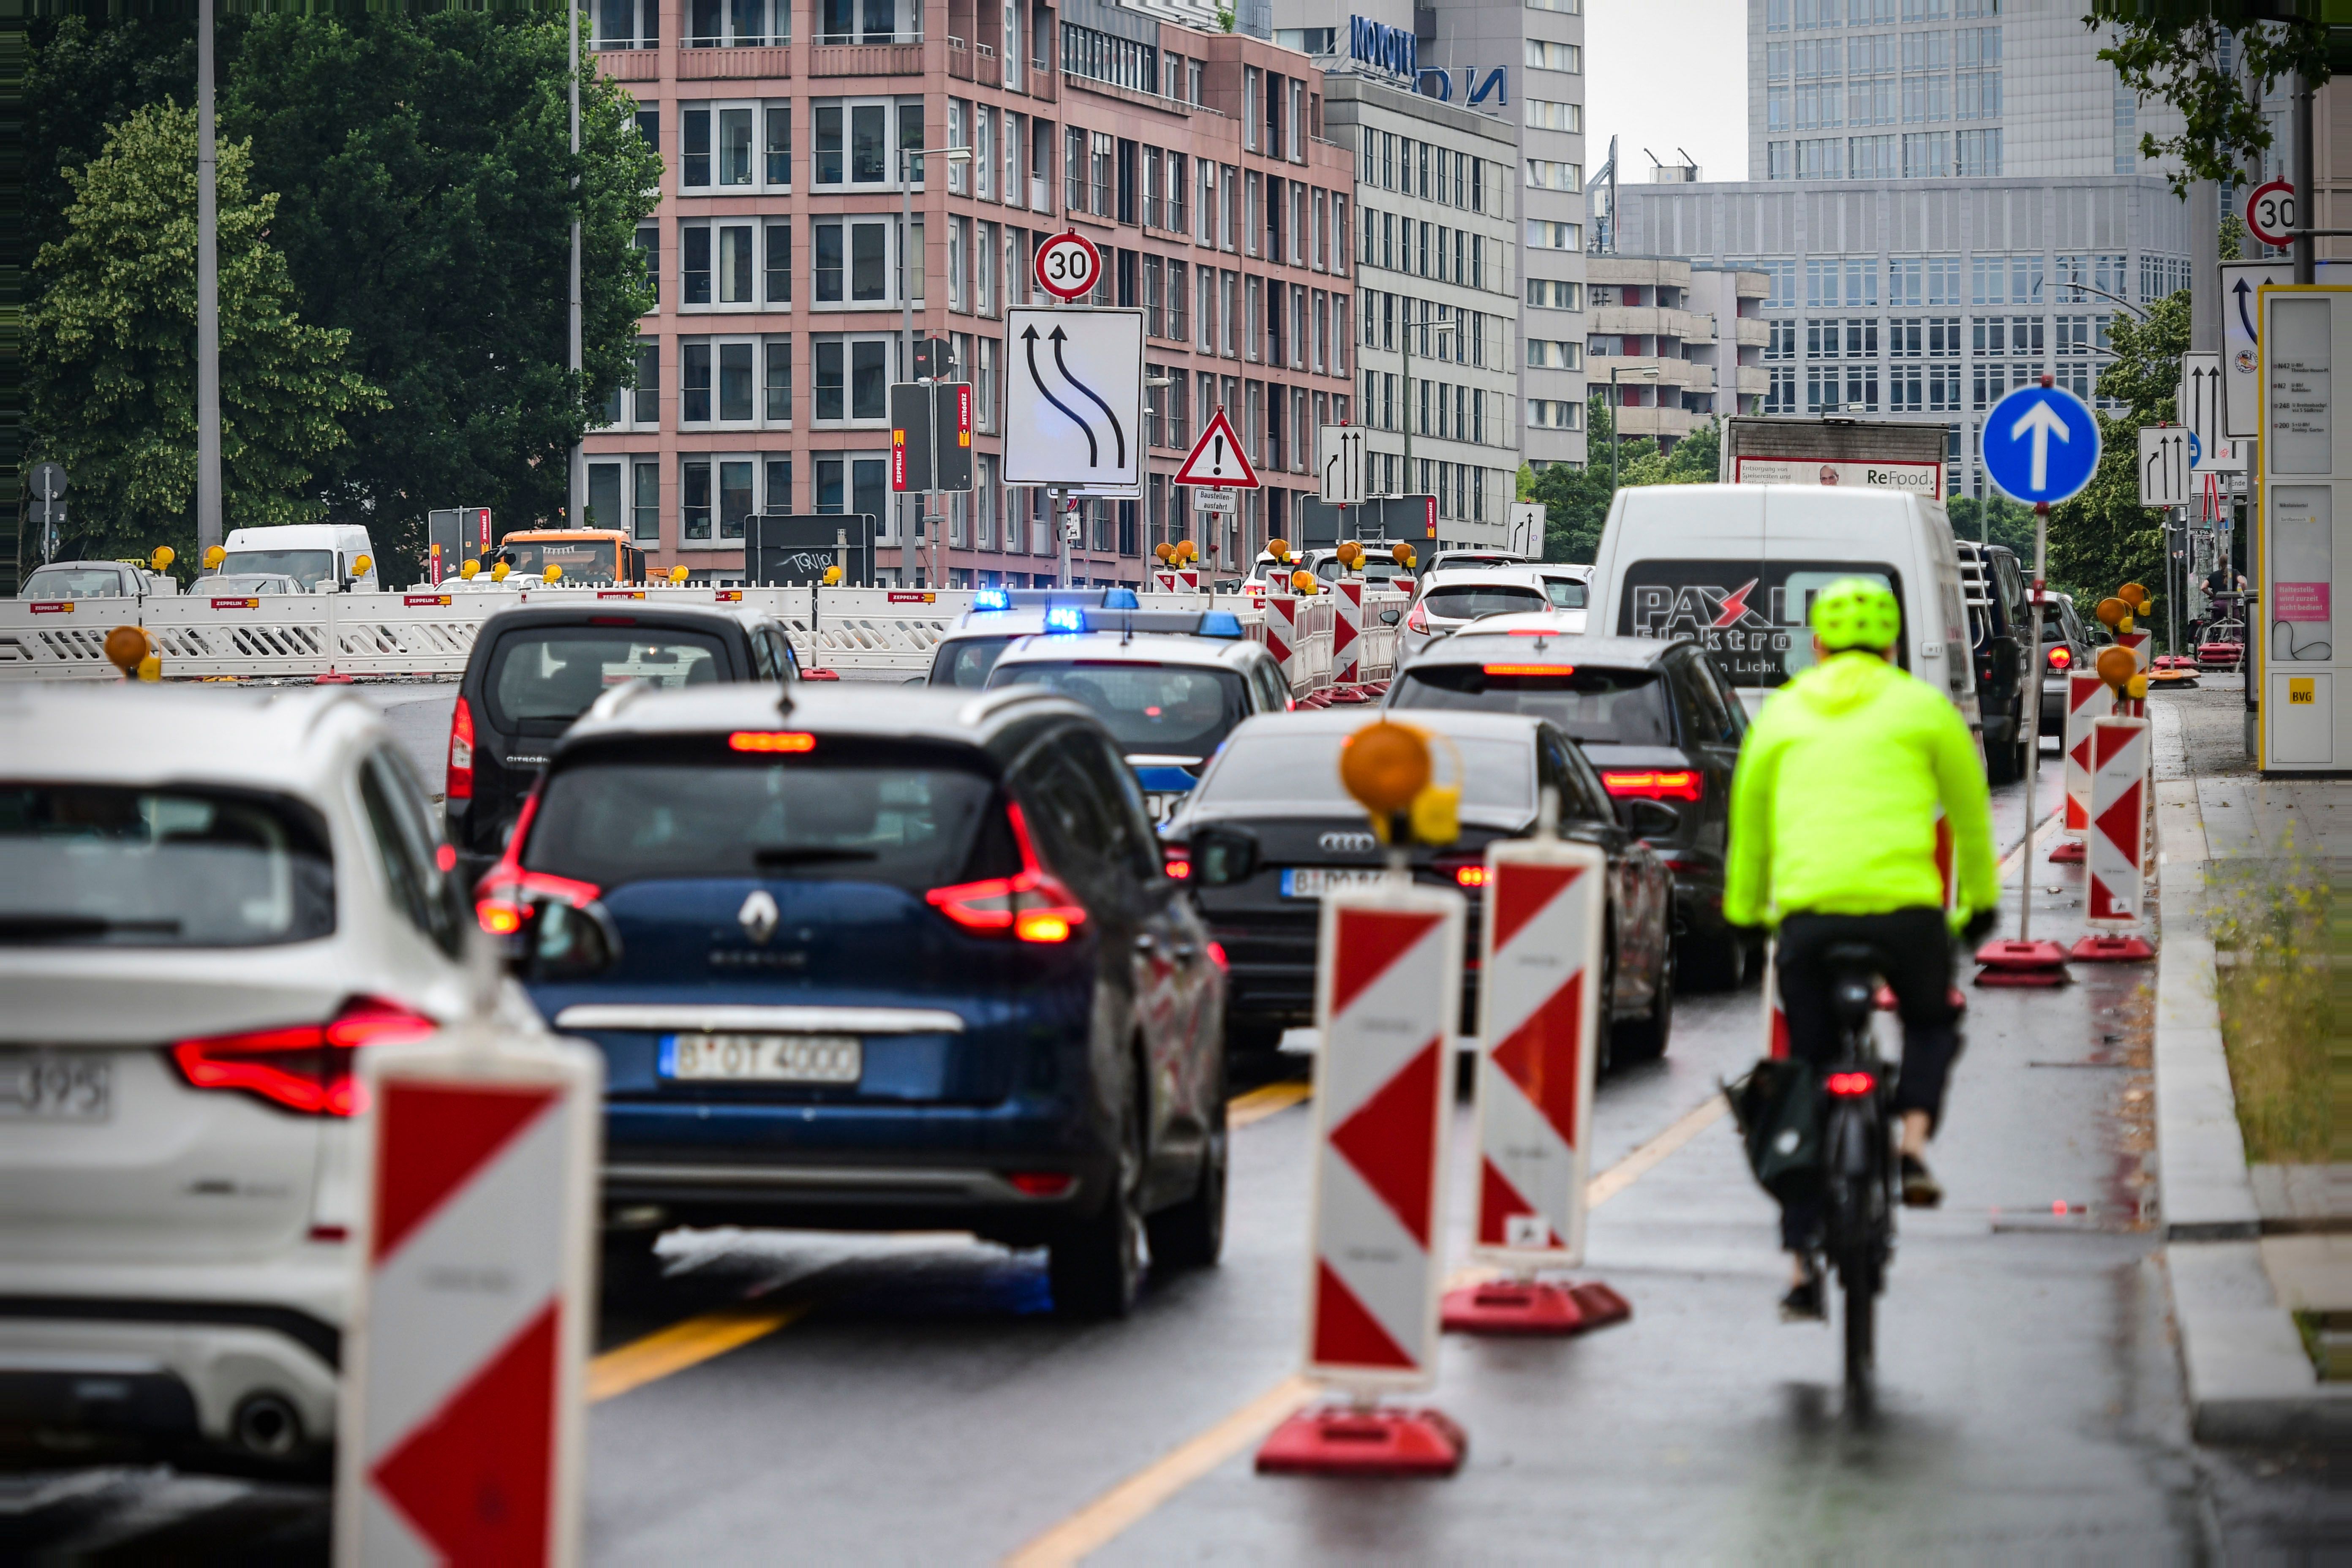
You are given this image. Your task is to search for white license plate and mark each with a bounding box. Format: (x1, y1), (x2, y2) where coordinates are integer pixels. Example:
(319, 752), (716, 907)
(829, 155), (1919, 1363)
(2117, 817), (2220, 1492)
(1280, 868), (1393, 899)
(0, 1051), (112, 1122)
(663, 1034), (862, 1084)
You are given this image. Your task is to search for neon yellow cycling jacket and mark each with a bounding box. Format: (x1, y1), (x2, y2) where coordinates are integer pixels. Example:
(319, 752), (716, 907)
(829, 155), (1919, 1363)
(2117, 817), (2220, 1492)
(1723, 651), (2000, 929)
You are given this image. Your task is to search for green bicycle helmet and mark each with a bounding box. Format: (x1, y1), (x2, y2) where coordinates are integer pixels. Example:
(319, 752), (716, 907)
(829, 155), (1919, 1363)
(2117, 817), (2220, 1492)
(1810, 577), (1902, 652)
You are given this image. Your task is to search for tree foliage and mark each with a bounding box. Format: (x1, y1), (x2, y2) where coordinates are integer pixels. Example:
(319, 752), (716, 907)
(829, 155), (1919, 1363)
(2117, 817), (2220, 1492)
(27, 102), (381, 564)
(2092, 7), (2329, 196)
(1528, 400), (1720, 564)
(2041, 288), (2189, 606)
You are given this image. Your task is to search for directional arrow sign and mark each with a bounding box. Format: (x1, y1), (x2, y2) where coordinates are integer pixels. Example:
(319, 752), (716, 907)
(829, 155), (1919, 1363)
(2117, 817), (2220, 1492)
(1318, 424), (1370, 506)
(1173, 407), (1261, 489)
(2219, 259), (2347, 438)
(1002, 306), (1144, 491)
(1983, 383), (2101, 507)
(2176, 351), (2244, 472)
(2138, 426), (2190, 508)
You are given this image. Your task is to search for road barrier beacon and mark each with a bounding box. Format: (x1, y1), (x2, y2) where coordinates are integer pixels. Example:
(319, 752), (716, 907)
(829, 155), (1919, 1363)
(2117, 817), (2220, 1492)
(334, 962), (602, 1566)
(1258, 721), (1468, 1478)
(1440, 797), (1628, 1336)
(2048, 670), (2115, 865)
(2073, 710), (2156, 963)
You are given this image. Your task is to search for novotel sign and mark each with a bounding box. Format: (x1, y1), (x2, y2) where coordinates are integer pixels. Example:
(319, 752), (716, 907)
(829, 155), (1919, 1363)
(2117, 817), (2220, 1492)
(1350, 16), (1415, 79)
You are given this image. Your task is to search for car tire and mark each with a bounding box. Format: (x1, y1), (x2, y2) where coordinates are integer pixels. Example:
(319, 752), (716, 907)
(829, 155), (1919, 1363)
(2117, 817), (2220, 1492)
(1050, 1067), (1147, 1319)
(1146, 1078), (1227, 1271)
(1985, 712), (2019, 785)
(1612, 947), (1675, 1063)
(1681, 923), (1745, 992)
(599, 1226), (667, 1297)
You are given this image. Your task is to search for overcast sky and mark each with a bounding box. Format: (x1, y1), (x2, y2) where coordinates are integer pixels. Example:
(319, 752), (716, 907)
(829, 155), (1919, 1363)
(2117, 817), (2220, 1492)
(1585, 0), (1748, 186)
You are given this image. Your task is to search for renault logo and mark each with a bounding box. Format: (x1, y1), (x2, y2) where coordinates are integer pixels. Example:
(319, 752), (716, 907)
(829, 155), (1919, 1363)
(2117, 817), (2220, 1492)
(1319, 830), (1377, 853)
(737, 889), (780, 945)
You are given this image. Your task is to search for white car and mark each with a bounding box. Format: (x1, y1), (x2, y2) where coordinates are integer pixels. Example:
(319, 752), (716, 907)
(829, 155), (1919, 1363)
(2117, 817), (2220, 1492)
(1397, 566), (1554, 664)
(0, 684), (487, 1469)
(18, 561), (174, 601)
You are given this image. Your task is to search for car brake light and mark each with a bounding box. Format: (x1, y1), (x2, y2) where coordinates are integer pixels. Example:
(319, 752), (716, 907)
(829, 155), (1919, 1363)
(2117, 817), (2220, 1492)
(2047, 645), (2072, 669)
(1206, 941), (1228, 970)
(926, 803), (1089, 944)
(1007, 1171), (1074, 1197)
(1405, 602), (1430, 633)
(475, 868), (602, 936)
(729, 731), (817, 752)
(1825, 1070), (1876, 1097)
(446, 695), (475, 801)
(1482, 664), (1571, 678)
(1454, 864), (1488, 887)
(1600, 769), (1704, 802)
(172, 997), (438, 1117)
(1163, 847), (1192, 879)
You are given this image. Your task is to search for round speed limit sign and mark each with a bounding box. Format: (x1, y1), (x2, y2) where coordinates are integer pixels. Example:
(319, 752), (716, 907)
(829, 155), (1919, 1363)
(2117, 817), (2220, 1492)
(2246, 179), (2297, 249)
(1034, 231), (1102, 301)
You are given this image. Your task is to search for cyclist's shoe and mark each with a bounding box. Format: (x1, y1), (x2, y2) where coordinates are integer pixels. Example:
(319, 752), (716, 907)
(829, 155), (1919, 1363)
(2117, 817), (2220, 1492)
(1900, 1153), (1944, 1208)
(1779, 1259), (1827, 1323)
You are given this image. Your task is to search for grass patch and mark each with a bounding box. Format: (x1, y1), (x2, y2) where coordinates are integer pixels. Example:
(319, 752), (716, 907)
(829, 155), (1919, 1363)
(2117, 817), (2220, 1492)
(2206, 855), (2336, 1164)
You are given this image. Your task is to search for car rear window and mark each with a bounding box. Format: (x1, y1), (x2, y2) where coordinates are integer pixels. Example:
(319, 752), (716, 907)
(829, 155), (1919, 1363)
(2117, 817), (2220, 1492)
(1543, 579), (1589, 610)
(931, 635), (1014, 688)
(523, 737), (1015, 893)
(0, 784), (335, 947)
(489, 626), (727, 726)
(986, 660), (1246, 758)
(1617, 559), (1905, 687)
(1421, 584), (1547, 621)
(20, 567), (131, 598)
(1198, 731), (1534, 816)
(219, 549), (335, 591)
(1390, 663), (1674, 746)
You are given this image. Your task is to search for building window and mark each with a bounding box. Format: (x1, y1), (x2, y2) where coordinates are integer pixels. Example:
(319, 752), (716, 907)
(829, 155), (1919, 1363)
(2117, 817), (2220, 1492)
(1527, 219), (1583, 251)
(765, 339), (791, 421)
(1526, 159), (1583, 192)
(594, 0), (659, 50)
(1524, 39), (1581, 72)
(1902, 29), (1952, 123)
(765, 221), (791, 305)
(819, 0), (914, 44)
(1956, 26), (2001, 119)
(1527, 398), (1582, 429)
(1849, 134), (1897, 180)
(1526, 338), (1583, 369)
(1955, 127), (2001, 177)
(813, 98), (921, 187)
(1526, 99), (1580, 133)
(679, 100), (793, 191)
(814, 335), (891, 423)
(1901, 130), (1950, 177)
(632, 459), (660, 542)
(813, 218), (899, 306)
(1796, 137), (1843, 179)
(632, 338), (659, 424)
(1767, 140), (1791, 180)
(686, 0), (777, 46)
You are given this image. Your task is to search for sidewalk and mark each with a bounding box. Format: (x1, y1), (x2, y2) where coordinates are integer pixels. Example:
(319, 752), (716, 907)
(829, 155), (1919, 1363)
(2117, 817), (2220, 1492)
(2148, 677), (2352, 1443)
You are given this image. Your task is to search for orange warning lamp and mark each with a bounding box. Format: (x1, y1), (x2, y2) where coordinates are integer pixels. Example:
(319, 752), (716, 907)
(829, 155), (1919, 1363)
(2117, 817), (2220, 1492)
(1290, 569), (1318, 594)
(1337, 541), (1364, 571)
(1154, 541), (1175, 564)
(1391, 543), (1416, 569)
(1341, 721), (1432, 820)
(105, 624), (159, 682)
(822, 565), (844, 586)
(2118, 582), (2150, 610)
(2095, 645), (2137, 692)
(542, 564), (563, 584)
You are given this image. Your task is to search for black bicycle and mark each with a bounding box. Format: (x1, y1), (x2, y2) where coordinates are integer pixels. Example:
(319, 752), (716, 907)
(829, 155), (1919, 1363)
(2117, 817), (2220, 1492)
(1818, 942), (1898, 1408)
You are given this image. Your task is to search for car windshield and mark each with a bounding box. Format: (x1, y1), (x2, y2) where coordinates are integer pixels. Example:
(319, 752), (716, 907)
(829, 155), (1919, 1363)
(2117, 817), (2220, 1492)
(21, 566), (129, 598)
(1420, 584), (1547, 621)
(986, 660), (1247, 757)
(524, 739), (1013, 893)
(931, 634), (1015, 687)
(0, 784), (335, 947)
(219, 549), (335, 590)
(1390, 663), (1674, 746)
(1199, 730), (1535, 817)
(489, 627), (727, 727)
(199, 575), (292, 595)
(499, 539), (621, 584)
(1544, 579), (1590, 610)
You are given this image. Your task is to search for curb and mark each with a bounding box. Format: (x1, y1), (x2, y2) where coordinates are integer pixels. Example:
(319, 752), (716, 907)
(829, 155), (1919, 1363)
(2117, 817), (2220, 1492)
(2148, 705), (2352, 1444)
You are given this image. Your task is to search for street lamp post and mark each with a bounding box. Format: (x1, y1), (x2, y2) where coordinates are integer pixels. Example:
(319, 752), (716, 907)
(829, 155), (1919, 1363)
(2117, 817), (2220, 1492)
(1607, 362), (1661, 494)
(1398, 304), (1455, 500)
(569, 0), (583, 533)
(898, 142), (971, 586)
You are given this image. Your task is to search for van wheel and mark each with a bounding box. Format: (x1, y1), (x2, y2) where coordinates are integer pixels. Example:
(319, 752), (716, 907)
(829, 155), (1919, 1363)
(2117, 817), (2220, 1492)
(1051, 1078), (1147, 1318)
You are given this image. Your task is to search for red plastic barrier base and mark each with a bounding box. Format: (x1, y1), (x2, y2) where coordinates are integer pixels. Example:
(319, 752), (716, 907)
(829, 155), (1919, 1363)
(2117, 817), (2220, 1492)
(1440, 1277), (1632, 1335)
(1973, 938), (2071, 988)
(313, 666), (355, 685)
(1255, 1406), (1467, 1477)
(2070, 932), (2156, 962)
(2047, 839), (2086, 863)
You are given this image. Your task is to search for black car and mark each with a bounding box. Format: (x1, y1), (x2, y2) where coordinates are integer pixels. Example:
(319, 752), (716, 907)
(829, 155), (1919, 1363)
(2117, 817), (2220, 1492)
(1384, 631), (1753, 990)
(1959, 541), (2034, 783)
(1161, 707), (1675, 1070)
(486, 683), (1224, 1317)
(446, 603), (801, 883)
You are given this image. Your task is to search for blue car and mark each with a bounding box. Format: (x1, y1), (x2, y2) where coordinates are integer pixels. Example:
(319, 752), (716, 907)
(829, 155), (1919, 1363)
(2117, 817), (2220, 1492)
(479, 682), (1227, 1317)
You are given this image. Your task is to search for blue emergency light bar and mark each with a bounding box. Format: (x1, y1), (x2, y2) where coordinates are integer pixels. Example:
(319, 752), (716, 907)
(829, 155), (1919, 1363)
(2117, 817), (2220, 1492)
(973, 586), (1139, 614)
(1066, 610), (1244, 639)
(1044, 606), (1086, 632)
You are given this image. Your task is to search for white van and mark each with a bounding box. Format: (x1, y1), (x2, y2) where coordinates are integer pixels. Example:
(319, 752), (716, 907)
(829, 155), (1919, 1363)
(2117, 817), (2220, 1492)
(1589, 484), (1979, 733)
(218, 523), (379, 593)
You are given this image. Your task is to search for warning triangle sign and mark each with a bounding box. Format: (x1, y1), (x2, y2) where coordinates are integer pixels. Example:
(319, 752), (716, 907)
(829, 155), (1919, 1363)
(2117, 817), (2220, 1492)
(1172, 408), (1261, 489)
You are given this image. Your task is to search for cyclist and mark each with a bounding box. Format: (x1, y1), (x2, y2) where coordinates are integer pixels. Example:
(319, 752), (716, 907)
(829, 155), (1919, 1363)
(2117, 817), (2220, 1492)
(1724, 578), (2000, 1321)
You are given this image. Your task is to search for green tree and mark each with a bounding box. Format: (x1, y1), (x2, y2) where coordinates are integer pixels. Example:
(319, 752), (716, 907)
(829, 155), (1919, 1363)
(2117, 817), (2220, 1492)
(1528, 400), (1720, 564)
(2042, 289), (2189, 606)
(2092, 6), (2329, 196)
(27, 102), (381, 565)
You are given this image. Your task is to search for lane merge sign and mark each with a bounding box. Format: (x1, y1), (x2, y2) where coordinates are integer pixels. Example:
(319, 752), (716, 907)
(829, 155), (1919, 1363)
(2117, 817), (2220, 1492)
(1033, 231), (1102, 302)
(1002, 306), (1144, 491)
(1173, 408), (1261, 489)
(1982, 383), (2101, 507)
(2138, 426), (2190, 508)
(1318, 424), (1371, 506)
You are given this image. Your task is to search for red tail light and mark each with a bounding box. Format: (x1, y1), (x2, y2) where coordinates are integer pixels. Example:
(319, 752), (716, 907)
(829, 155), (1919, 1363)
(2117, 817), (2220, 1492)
(1405, 602), (1430, 633)
(172, 997), (438, 1116)
(1005, 1171), (1074, 1197)
(446, 695), (475, 801)
(1162, 847), (1193, 880)
(926, 803), (1089, 944)
(1825, 1070), (1876, 1097)
(1601, 769), (1704, 802)
(1434, 856), (1488, 888)
(2047, 645), (2073, 669)
(472, 790), (602, 934)
(1206, 941), (1228, 971)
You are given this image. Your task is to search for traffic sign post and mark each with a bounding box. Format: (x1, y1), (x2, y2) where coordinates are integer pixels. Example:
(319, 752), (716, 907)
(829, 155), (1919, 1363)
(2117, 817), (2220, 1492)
(1977, 377), (2101, 988)
(2138, 427), (2190, 508)
(1032, 231), (1102, 302)
(1002, 307), (1144, 493)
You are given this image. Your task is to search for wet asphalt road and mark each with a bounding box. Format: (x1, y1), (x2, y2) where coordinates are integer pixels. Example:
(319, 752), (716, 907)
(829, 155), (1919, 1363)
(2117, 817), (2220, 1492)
(7, 713), (2343, 1561)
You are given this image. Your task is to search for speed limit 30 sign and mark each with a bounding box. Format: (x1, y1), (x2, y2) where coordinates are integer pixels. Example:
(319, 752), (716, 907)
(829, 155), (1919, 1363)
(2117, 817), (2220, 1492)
(2246, 179), (2297, 249)
(1034, 231), (1102, 302)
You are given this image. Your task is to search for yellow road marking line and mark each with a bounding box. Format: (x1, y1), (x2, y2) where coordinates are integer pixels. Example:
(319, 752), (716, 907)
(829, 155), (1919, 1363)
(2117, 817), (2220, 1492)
(1002, 1090), (1730, 1568)
(1228, 1080), (1312, 1127)
(1000, 1376), (1321, 1568)
(588, 1299), (814, 1404)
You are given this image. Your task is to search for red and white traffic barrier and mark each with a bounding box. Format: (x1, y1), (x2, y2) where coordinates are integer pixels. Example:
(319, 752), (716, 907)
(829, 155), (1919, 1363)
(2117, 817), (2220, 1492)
(335, 1015), (602, 1566)
(1262, 593), (1299, 685)
(1763, 937), (1789, 1059)
(2049, 672), (2114, 864)
(1258, 880), (1467, 1478)
(2073, 715), (2155, 962)
(1331, 579), (1365, 687)
(1441, 838), (1629, 1335)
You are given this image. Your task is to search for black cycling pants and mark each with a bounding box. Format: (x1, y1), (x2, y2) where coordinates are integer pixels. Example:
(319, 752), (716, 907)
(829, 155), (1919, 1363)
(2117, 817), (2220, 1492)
(1774, 907), (1961, 1252)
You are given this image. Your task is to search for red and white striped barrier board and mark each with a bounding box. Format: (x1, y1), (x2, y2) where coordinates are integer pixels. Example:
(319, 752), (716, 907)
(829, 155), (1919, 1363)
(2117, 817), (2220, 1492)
(1331, 580), (1364, 686)
(2061, 672), (2115, 834)
(1259, 879), (1466, 1476)
(335, 1024), (602, 1566)
(2115, 629), (2151, 671)
(1263, 594), (1299, 681)
(2074, 715), (2155, 961)
(1763, 937), (1789, 1059)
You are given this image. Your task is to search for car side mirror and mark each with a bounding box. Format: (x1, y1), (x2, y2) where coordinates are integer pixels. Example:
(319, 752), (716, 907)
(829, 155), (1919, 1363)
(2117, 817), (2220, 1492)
(1621, 798), (1681, 838)
(521, 898), (623, 980)
(1189, 825), (1260, 887)
(1379, 609), (1401, 626)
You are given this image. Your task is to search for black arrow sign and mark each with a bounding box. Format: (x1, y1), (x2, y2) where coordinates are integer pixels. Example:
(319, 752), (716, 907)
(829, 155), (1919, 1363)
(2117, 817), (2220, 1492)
(2234, 277), (2257, 343)
(1050, 328), (1126, 469)
(1022, 325), (1097, 466)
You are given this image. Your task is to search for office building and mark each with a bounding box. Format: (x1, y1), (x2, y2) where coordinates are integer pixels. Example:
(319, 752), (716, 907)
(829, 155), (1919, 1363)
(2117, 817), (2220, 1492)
(585, 0), (1356, 585)
(1585, 255), (1770, 446)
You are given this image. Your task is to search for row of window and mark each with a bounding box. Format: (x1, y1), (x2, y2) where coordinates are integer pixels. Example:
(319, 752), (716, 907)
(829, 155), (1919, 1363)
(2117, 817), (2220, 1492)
(1769, 35), (2000, 131)
(1358, 290), (1498, 370)
(1757, 314), (2112, 362)
(1359, 209), (1496, 290)
(1358, 131), (1498, 214)
(1735, 252), (2186, 310)
(1762, 357), (2093, 418)
(1141, 261), (1354, 377)
(1769, 126), (2000, 180)
(1355, 371), (1505, 450)
(1766, 0), (1999, 27)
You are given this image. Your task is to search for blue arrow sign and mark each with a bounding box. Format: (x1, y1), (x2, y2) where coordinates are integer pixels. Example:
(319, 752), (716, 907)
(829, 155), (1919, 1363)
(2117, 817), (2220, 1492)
(1983, 384), (2101, 506)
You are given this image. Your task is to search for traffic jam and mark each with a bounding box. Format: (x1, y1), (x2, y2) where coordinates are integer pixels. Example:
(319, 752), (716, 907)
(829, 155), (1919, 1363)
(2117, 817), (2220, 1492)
(7, 395), (2223, 1560)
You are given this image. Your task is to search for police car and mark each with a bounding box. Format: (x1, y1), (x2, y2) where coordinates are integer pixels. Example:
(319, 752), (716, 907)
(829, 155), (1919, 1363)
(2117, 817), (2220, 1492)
(924, 586), (1141, 688)
(981, 608), (1291, 827)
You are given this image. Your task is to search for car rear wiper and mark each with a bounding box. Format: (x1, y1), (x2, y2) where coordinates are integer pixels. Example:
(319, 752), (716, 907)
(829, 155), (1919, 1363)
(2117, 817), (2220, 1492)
(751, 847), (879, 866)
(0, 915), (185, 942)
